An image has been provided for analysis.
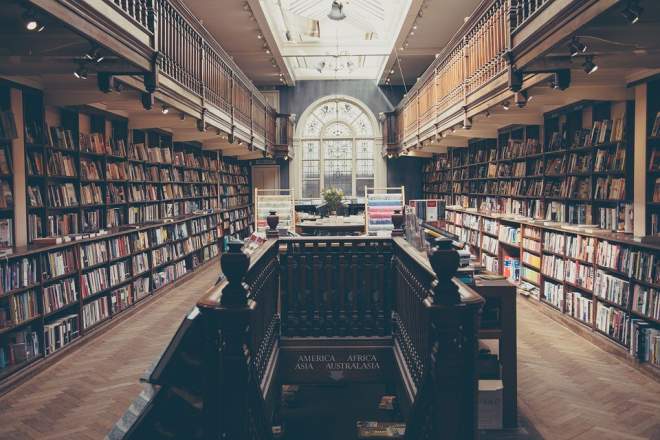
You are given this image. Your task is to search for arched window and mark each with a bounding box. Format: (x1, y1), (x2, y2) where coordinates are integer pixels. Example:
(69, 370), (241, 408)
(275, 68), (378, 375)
(299, 97), (378, 198)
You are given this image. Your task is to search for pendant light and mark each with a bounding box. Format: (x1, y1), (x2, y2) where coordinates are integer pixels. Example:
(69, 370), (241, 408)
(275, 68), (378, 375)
(328, 1), (346, 21)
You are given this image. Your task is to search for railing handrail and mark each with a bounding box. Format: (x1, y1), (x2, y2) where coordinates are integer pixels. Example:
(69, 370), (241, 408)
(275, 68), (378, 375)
(396, 0), (507, 112)
(197, 239), (279, 310)
(165, 0), (273, 111)
(392, 237), (485, 307)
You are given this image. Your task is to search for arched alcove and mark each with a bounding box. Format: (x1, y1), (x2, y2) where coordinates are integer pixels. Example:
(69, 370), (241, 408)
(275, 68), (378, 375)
(291, 95), (386, 199)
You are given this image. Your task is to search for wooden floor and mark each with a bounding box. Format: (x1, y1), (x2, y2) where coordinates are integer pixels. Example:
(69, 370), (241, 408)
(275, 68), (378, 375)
(0, 263), (220, 440)
(0, 269), (659, 439)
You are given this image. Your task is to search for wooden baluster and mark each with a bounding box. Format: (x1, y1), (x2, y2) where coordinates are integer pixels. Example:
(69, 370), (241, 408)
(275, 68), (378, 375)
(338, 253), (347, 336)
(312, 254), (321, 336)
(299, 253), (309, 336)
(349, 254), (359, 336)
(324, 253), (334, 336)
(375, 254), (386, 335)
(363, 252), (374, 335)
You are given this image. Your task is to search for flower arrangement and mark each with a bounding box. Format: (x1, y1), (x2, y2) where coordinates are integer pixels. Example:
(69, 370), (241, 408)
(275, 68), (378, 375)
(321, 187), (344, 213)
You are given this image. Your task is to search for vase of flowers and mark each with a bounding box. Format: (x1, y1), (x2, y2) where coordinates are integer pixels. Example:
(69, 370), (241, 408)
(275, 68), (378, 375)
(321, 187), (344, 215)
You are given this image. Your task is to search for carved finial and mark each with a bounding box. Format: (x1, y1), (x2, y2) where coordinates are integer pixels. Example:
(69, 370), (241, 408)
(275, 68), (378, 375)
(391, 209), (404, 237)
(220, 240), (250, 306)
(427, 237), (460, 304)
(266, 211), (279, 238)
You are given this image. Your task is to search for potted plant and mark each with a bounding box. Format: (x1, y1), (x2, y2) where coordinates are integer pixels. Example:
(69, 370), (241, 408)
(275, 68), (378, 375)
(321, 187), (344, 215)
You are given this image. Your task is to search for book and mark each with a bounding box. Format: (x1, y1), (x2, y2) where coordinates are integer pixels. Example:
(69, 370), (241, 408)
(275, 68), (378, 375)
(651, 111), (660, 137)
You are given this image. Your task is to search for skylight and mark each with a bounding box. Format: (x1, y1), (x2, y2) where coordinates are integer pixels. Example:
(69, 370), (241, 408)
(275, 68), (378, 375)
(258, 0), (412, 81)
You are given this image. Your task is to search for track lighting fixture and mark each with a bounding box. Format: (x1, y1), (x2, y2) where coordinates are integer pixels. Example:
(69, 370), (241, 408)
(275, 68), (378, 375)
(583, 56), (598, 75)
(23, 10), (45, 32)
(569, 37), (587, 57)
(257, 33), (263, 39)
(161, 105), (169, 114)
(501, 101), (510, 111)
(84, 46), (105, 63)
(514, 91), (529, 108)
(621, 1), (643, 24)
(73, 64), (88, 80)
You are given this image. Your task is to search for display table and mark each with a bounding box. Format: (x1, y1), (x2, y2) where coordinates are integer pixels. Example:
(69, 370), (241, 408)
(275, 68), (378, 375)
(295, 215), (365, 236)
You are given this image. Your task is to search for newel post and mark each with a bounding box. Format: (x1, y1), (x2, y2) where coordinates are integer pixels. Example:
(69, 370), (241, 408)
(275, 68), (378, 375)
(201, 240), (252, 440)
(424, 237), (481, 440)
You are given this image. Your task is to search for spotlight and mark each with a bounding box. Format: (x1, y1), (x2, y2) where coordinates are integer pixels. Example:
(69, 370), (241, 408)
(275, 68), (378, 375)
(569, 37), (587, 57)
(441, 131), (447, 138)
(161, 105), (169, 114)
(23, 10), (44, 32)
(73, 64), (88, 80)
(485, 110), (491, 118)
(502, 101), (510, 110)
(514, 91), (528, 108)
(84, 47), (105, 63)
(257, 33), (263, 39)
(583, 56), (598, 75)
(316, 60), (326, 73)
(621, 1), (643, 24)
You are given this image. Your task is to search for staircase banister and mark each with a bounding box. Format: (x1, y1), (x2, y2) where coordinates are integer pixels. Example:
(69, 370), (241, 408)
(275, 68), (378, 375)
(196, 238), (279, 310)
(391, 237), (485, 307)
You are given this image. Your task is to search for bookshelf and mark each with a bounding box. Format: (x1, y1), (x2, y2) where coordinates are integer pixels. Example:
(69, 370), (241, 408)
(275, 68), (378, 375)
(0, 210), (226, 379)
(444, 205), (659, 371)
(647, 80), (660, 236)
(422, 101), (635, 232)
(0, 89), (256, 382)
(0, 84), (17, 249)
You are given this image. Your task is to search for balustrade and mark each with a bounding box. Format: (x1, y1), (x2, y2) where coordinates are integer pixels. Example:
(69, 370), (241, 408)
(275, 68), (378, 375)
(117, 230), (483, 440)
(391, 0), (559, 148)
(110, 0), (153, 31)
(280, 237), (393, 338)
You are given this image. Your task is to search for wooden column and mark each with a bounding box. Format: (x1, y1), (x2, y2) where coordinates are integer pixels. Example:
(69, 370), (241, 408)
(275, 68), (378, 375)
(11, 88), (27, 247)
(634, 84), (647, 236)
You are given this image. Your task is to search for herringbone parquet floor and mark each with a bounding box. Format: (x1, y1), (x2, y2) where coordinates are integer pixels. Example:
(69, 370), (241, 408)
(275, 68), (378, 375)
(0, 271), (659, 439)
(0, 263), (220, 440)
(517, 297), (660, 440)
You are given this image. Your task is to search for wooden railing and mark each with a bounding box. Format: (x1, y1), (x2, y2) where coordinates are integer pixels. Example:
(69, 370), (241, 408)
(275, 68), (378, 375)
(59, 0), (287, 149)
(271, 114), (294, 159)
(115, 232), (483, 439)
(392, 238), (483, 439)
(279, 237), (393, 337)
(196, 239), (280, 440)
(389, 0), (566, 149)
(510, 0), (555, 33)
(110, 0), (153, 32)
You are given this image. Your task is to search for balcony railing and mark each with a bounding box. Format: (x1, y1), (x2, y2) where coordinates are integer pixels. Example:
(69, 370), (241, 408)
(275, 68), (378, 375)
(389, 0), (560, 149)
(110, 0), (153, 32)
(35, 0), (288, 150)
(510, 0), (555, 34)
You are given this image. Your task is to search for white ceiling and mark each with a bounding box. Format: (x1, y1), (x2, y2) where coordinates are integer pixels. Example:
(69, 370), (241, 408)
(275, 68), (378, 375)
(258, 0), (412, 80)
(182, 0), (482, 87)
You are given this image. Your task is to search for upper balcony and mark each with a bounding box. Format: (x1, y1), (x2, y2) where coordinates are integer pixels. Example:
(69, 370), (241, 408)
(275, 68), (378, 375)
(2, 0), (293, 159)
(387, 0), (658, 154)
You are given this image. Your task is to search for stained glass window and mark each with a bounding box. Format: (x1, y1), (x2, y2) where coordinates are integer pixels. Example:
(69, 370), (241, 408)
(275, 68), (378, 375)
(300, 98), (377, 198)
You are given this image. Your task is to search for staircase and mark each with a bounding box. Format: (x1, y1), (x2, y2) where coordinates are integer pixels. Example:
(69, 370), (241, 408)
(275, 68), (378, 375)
(107, 236), (484, 440)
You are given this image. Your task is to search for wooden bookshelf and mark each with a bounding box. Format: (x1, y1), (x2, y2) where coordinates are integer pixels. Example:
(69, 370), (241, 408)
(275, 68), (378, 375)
(0, 90), (256, 383)
(0, 84), (16, 249)
(0, 209), (226, 380)
(444, 205), (660, 372)
(422, 101), (635, 232)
